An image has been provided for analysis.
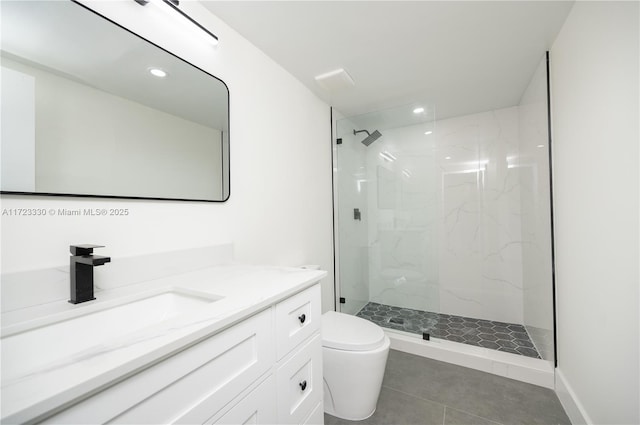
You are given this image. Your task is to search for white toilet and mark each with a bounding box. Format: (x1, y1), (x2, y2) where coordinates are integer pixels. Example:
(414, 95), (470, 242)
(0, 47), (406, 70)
(322, 311), (390, 420)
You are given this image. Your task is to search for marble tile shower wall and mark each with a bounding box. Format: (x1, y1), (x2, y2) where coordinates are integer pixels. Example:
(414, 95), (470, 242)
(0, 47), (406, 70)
(365, 107), (527, 325)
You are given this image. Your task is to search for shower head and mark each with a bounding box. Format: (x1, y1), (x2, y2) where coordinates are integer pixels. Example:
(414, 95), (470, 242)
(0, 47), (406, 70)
(353, 129), (382, 146)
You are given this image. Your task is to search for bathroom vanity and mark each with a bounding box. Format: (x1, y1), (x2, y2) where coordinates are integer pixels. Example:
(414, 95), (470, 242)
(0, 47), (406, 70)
(1, 250), (326, 424)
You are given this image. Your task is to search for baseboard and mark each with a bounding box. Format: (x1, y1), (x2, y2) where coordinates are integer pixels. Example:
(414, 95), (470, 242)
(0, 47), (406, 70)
(555, 368), (591, 425)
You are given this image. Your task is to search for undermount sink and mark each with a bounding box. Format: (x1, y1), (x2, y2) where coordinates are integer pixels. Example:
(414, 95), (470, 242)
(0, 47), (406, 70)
(1, 288), (222, 382)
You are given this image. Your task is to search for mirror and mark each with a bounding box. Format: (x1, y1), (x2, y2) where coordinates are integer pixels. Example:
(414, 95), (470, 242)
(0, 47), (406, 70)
(1, 0), (229, 202)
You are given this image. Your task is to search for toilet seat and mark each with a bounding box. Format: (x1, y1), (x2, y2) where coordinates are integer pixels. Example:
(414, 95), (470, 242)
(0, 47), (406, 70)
(322, 311), (385, 351)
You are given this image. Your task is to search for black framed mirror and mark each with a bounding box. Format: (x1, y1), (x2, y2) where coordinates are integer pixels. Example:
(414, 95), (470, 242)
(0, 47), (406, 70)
(1, 0), (230, 202)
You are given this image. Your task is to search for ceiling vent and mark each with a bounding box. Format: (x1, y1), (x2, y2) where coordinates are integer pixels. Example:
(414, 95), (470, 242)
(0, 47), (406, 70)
(314, 68), (355, 92)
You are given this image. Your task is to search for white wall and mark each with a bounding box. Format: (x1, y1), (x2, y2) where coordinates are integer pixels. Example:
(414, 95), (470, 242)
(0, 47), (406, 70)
(550, 2), (639, 424)
(0, 1), (335, 311)
(1, 66), (35, 192)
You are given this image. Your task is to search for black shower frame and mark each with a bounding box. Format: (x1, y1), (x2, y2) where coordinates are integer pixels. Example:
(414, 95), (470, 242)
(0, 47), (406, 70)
(546, 51), (559, 369)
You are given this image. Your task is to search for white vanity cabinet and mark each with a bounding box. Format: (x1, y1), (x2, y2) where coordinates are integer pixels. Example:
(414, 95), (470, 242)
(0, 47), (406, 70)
(42, 283), (323, 425)
(274, 284), (323, 424)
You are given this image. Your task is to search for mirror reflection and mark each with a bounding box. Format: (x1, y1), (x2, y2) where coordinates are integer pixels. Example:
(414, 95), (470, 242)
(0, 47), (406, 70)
(1, 0), (230, 202)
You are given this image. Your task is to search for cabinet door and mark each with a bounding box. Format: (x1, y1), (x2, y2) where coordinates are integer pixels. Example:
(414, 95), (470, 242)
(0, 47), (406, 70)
(302, 402), (324, 425)
(211, 375), (276, 425)
(275, 285), (321, 360)
(44, 309), (274, 424)
(276, 335), (322, 425)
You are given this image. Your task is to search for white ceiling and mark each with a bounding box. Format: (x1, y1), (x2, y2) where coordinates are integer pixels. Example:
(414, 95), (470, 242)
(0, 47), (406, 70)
(201, 1), (574, 120)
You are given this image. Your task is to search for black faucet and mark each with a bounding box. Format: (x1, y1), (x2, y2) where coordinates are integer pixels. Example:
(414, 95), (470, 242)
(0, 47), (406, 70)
(69, 244), (111, 304)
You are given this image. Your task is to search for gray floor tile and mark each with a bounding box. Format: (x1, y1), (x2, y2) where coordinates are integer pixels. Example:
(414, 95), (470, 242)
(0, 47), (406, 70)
(324, 413), (356, 425)
(324, 386), (445, 425)
(382, 350), (571, 425)
(444, 407), (501, 425)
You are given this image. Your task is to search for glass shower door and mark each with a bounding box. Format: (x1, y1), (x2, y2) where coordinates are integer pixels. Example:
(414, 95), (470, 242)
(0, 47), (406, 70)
(335, 106), (440, 328)
(335, 116), (371, 316)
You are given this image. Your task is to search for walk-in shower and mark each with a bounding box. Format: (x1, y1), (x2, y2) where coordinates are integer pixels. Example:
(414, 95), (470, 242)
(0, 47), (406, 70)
(333, 55), (555, 367)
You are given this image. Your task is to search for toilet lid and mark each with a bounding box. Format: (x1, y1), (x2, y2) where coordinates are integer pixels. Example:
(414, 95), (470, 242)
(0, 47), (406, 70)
(322, 311), (386, 351)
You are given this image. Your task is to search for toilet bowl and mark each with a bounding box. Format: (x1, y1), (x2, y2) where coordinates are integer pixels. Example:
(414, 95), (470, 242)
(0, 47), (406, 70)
(322, 311), (390, 420)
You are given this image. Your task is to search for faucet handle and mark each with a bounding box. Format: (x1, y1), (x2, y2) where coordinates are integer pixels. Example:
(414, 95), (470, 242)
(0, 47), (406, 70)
(70, 244), (105, 256)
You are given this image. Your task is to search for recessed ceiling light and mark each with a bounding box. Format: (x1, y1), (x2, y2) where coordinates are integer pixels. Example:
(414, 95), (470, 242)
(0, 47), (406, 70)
(445, 156), (452, 160)
(424, 131), (433, 135)
(413, 107), (425, 114)
(537, 144), (545, 148)
(149, 67), (168, 78)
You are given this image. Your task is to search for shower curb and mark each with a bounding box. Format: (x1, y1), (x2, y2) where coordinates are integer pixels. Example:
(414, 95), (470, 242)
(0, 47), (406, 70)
(385, 329), (555, 389)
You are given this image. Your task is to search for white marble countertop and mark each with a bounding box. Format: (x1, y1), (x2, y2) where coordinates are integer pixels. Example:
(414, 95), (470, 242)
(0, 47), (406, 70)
(0, 264), (326, 424)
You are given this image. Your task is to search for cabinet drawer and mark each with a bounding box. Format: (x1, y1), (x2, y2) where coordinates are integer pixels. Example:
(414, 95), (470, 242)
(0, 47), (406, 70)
(275, 284), (321, 359)
(45, 309), (274, 424)
(276, 334), (322, 425)
(211, 374), (276, 425)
